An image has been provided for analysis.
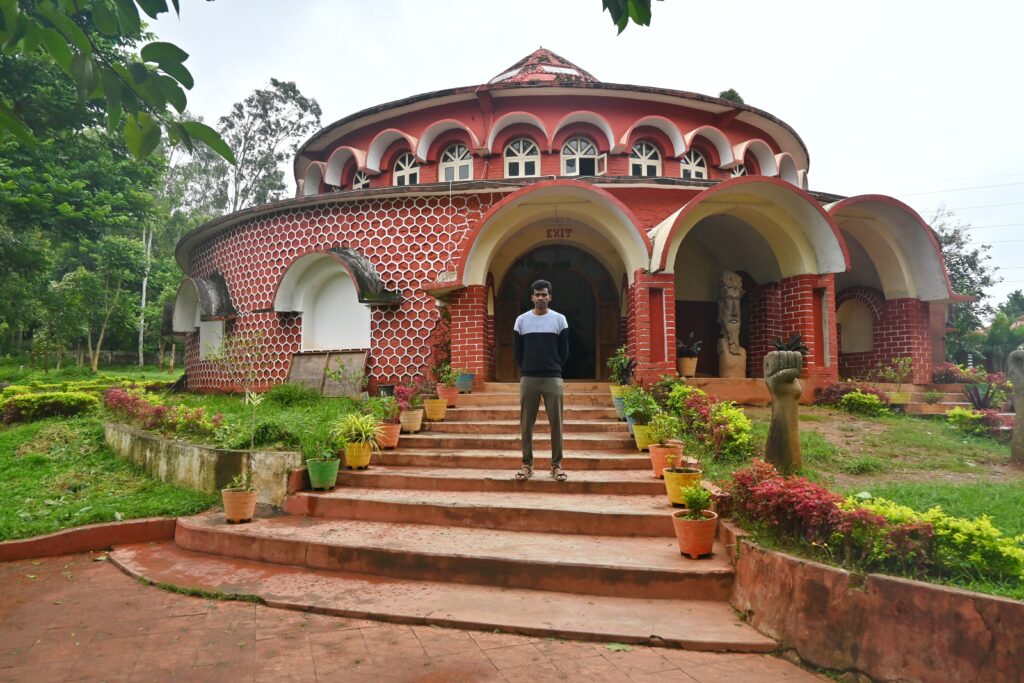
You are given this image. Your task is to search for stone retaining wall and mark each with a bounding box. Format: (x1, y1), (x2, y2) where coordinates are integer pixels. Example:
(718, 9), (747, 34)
(104, 423), (303, 506)
(727, 526), (1024, 682)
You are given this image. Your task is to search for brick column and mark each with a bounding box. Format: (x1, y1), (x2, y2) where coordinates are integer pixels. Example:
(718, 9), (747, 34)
(448, 285), (488, 382)
(627, 270), (676, 386)
(775, 274), (839, 384)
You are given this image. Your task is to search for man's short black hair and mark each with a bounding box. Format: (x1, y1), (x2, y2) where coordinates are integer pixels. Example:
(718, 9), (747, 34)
(530, 279), (552, 294)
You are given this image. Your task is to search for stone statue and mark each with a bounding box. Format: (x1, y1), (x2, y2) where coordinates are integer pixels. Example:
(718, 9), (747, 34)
(764, 350), (803, 473)
(717, 271), (747, 378)
(1008, 348), (1024, 465)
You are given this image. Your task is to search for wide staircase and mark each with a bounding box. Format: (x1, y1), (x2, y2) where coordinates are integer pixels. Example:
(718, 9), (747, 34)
(109, 382), (774, 651)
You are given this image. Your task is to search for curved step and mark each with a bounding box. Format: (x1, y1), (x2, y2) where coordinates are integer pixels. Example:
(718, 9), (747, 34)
(110, 541), (776, 652)
(174, 511), (734, 600)
(285, 487), (674, 536)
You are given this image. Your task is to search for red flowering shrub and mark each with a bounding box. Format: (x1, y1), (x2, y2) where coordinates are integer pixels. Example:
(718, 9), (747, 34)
(814, 381), (890, 407)
(103, 388), (221, 437)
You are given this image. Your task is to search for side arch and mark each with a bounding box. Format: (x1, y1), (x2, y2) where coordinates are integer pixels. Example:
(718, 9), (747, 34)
(366, 129), (419, 173)
(733, 139), (779, 177)
(302, 162), (325, 197)
(324, 146), (367, 186)
(486, 112), (549, 153)
(416, 119), (482, 160)
(683, 125), (735, 168)
(550, 111), (616, 152)
(619, 115), (686, 156)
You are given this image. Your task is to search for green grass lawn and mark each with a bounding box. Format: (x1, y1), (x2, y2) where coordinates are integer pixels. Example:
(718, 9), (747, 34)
(0, 416), (217, 541)
(0, 360), (179, 385)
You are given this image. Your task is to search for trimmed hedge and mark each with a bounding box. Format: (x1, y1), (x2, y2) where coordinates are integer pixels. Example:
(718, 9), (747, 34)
(2, 391), (99, 423)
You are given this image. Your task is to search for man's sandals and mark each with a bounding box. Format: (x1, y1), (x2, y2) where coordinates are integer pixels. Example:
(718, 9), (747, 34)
(515, 465), (568, 481)
(550, 466), (568, 482)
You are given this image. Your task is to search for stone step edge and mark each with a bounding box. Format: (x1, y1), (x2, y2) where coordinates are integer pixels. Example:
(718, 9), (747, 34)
(109, 541), (775, 653)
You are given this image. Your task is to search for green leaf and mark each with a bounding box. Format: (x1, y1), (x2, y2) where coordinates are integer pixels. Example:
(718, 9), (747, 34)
(113, 0), (140, 35)
(99, 67), (122, 133)
(169, 0), (180, 16)
(140, 40), (188, 65)
(36, 1), (91, 55)
(127, 61), (148, 84)
(38, 27), (73, 76)
(136, 0), (169, 20)
(627, 0), (652, 25)
(91, 3), (119, 35)
(70, 52), (97, 101)
(124, 112), (160, 159)
(155, 74), (186, 113)
(157, 58), (193, 89)
(0, 98), (36, 146)
(181, 120), (236, 165)
(17, 19), (38, 54)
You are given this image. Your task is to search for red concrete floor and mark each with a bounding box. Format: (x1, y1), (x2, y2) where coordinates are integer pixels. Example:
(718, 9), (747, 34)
(0, 552), (827, 682)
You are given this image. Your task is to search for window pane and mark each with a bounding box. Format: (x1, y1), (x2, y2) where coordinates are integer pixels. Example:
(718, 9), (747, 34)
(409, 172), (418, 184)
(631, 163), (642, 176)
(524, 161), (535, 175)
(683, 169), (692, 180)
(444, 168), (454, 181)
(458, 165), (469, 180)
(509, 162), (519, 177)
(580, 158), (595, 175)
(566, 159), (577, 174)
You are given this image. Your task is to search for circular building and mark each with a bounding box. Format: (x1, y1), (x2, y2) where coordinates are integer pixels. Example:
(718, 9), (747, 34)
(169, 49), (956, 393)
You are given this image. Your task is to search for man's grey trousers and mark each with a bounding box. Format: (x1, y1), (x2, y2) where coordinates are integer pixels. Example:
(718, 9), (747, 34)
(519, 376), (564, 468)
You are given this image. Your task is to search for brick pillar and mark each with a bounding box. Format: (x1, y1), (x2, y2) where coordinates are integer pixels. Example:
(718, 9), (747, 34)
(775, 274), (839, 384)
(627, 270), (676, 386)
(747, 282), (783, 379)
(448, 285), (488, 381)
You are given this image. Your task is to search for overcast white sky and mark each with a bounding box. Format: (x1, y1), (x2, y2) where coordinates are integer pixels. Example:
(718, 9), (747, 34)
(152, 0), (1024, 311)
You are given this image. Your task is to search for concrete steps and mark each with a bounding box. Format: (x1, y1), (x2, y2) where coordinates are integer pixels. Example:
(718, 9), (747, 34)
(398, 431), (639, 450)
(376, 448), (650, 470)
(110, 541), (775, 651)
(422, 418), (628, 434)
(330, 465), (666, 493)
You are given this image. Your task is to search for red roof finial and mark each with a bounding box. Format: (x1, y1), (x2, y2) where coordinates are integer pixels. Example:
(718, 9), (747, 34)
(487, 49), (599, 85)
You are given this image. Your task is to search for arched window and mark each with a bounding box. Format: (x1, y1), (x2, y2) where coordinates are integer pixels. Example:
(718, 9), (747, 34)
(561, 136), (605, 176)
(504, 138), (540, 178)
(438, 143), (473, 182)
(629, 141), (661, 177)
(837, 300), (874, 353)
(392, 153), (419, 186)
(352, 170), (370, 190)
(680, 150), (708, 180)
(730, 164), (748, 178)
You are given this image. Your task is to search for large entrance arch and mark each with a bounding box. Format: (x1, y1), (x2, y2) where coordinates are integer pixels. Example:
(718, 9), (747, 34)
(494, 245), (619, 380)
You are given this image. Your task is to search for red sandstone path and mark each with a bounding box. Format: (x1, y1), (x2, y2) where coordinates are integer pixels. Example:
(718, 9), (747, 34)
(0, 552), (826, 682)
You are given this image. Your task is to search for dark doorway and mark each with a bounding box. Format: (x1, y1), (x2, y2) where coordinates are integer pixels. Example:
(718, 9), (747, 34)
(495, 245), (619, 381)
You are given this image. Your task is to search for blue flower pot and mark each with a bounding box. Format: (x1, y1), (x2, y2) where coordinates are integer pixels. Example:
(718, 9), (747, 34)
(454, 373), (475, 393)
(626, 415), (635, 436)
(612, 396), (626, 420)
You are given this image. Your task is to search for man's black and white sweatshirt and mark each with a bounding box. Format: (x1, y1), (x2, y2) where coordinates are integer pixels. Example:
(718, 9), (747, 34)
(513, 309), (569, 378)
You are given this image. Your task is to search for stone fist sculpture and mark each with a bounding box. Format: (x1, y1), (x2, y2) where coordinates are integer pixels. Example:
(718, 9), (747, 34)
(764, 350), (803, 473)
(1008, 348), (1024, 465)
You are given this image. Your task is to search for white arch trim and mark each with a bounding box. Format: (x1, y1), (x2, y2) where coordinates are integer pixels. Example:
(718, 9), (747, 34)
(619, 115), (686, 157)
(775, 153), (799, 186)
(365, 128), (419, 173)
(733, 139), (779, 177)
(324, 146), (367, 186)
(485, 112), (549, 153)
(683, 126), (735, 168)
(827, 197), (953, 301)
(416, 119), (482, 160)
(650, 177), (847, 278)
(172, 280), (201, 332)
(302, 162), (325, 197)
(551, 111), (616, 152)
(797, 169), (809, 190)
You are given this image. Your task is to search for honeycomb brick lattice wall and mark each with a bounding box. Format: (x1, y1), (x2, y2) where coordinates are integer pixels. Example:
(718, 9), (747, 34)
(836, 287), (933, 383)
(184, 194), (500, 392)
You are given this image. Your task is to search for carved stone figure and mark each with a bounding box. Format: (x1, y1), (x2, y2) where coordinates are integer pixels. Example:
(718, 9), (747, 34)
(764, 350), (803, 473)
(1008, 348), (1024, 465)
(717, 271), (747, 378)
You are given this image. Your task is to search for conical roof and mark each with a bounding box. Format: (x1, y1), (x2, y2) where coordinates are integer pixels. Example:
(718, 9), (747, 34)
(487, 48), (599, 85)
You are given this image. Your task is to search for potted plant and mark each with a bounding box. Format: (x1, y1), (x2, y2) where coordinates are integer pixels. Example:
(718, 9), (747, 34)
(676, 332), (702, 377)
(873, 356), (914, 405)
(454, 368), (475, 394)
(365, 395), (401, 448)
(663, 446), (702, 507)
(331, 412), (381, 470)
(395, 380), (424, 433)
(671, 483), (718, 559)
(623, 387), (660, 450)
(221, 469), (257, 523)
(434, 363), (460, 407)
(607, 346), (636, 400)
(647, 412), (682, 478)
(421, 380), (448, 421)
(302, 427), (340, 490)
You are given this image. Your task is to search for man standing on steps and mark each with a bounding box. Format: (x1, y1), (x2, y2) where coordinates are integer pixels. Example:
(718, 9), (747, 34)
(513, 279), (570, 482)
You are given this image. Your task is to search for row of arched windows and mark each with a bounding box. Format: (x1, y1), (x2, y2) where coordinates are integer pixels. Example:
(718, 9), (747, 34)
(322, 136), (737, 192)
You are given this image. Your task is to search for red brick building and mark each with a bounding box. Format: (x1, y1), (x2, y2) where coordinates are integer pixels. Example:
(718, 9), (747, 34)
(169, 49), (956, 392)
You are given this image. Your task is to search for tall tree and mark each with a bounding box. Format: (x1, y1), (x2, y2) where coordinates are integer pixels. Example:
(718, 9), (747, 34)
(930, 207), (1000, 360)
(997, 289), (1024, 322)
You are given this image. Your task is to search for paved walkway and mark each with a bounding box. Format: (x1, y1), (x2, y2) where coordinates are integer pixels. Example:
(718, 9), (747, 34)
(0, 553), (825, 682)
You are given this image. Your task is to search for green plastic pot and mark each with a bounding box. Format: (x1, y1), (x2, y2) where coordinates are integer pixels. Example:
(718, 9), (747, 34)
(307, 458), (340, 490)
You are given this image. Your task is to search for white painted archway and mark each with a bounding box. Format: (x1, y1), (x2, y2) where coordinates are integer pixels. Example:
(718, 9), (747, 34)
(274, 253), (371, 350)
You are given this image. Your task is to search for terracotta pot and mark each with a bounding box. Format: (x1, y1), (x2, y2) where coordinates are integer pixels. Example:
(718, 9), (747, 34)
(663, 467), (702, 506)
(633, 424), (653, 451)
(423, 397), (447, 421)
(399, 408), (424, 433)
(221, 489), (257, 523)
(671, 509), (718, 559)
(377, 422), (401, 449)
(344, 442), (373, 469)
(306, 458), (340, 490)
(437, 384), (459, 407)
(454, 374), (475, 393)
(648, 444), (682, 478)
(677, 356), (698, 378)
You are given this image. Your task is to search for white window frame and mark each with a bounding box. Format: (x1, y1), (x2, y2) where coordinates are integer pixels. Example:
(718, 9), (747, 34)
(730, 164), (748, 178)
(352, 170), (370, 190)
(561, 136), (606, 177)
(629, 141), (662, 177)
(392, 153), (419, 187)
(680, 149), (708, 180)
(504, 138), (541, 178)
(438, 143), (473, 182)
